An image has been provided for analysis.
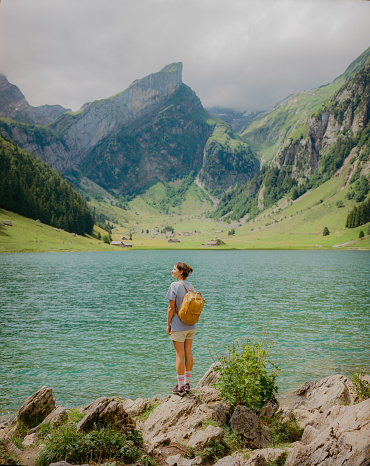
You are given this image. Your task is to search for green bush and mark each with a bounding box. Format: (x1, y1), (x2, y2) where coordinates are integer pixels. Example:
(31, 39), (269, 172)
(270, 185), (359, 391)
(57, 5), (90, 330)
(263, 414), (303, 445)
(323, 227), (330, 236)
(351, 369), (370, 403)
(212, 328), (280, 412)
(359, 230), (365, 238)
(36, 424), (148, 466)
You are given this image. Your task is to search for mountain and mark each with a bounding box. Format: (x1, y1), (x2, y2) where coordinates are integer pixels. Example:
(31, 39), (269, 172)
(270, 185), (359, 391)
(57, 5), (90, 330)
(211, 50), (370, 222)
(0, 64), (259, 196)
(0, 74), (69, 125)
(241, 47), (370, 166)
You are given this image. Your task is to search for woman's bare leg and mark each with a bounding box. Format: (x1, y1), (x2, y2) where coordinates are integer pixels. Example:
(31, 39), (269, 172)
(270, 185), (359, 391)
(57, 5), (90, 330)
(184, 338), (193, 372)
(173, 341), (185, 375)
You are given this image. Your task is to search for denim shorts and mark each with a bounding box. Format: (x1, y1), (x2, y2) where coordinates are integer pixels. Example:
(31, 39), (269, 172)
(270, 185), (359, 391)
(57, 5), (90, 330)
(170, 329), (196, 342)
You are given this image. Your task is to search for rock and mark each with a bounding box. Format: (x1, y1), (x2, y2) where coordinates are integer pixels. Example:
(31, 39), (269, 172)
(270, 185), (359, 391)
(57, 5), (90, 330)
(3, 220), (12, 226)
(196, 386), (222, 403)
(259, 396), (279, 419)
(17, 386), (56, 427)
(213, 455), (241, 466)
(229, 406), (271, 450)
(294, 381), (314, 396)
(275, 406), (295, 425)
(291, 408), (315, 429)
(285, 398), (370, 466)
(208, 401), (231, 425)
(244, 454), (267, 466)
(28, 406), (67, 434)
(166, 453), (202, 466)
(122, 398), (151, 416)
(196, 363), (221, 389)
(143, 395), (213, 446)
(22, 433), (37, 447)
(294, 374), (353, 413)
(48, 462), (74, 466)
(245, 448), (286, 465)
(77, 397), (134, 432)
(187, 425), (225, 449)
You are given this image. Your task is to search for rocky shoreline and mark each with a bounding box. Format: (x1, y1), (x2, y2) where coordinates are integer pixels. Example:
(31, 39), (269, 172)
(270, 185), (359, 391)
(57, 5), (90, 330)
(1, 364), (369, 466)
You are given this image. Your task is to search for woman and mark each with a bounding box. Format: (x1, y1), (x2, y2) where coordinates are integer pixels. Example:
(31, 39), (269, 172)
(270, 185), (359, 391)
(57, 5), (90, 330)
(166, 261), (196, 396)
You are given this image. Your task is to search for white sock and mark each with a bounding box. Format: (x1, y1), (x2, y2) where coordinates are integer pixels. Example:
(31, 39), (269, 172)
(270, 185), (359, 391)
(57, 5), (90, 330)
(177, 374), (185, 389)
(185, 371), (192, 385)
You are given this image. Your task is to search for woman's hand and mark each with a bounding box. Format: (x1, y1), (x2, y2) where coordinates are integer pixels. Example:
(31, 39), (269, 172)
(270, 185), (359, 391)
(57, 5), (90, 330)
(167, 300), (175, 335)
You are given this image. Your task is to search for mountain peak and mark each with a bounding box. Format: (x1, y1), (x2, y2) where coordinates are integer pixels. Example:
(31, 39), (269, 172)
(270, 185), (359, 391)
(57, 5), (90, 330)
(160, 62), (183, 74)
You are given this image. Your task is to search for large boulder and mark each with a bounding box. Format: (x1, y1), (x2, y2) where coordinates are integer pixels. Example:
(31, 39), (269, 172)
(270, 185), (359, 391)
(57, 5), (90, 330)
(293, 374), (353, 413)
(187, 425), (225, 449)
(244, 448), (287, 465)
(229, 406), (272, 449)
(77, 397), (134, 432)
(143, 394), (214, 447)
(29, 406), (67, 434)
(17, 386), (56, 427)
(122, 397), (151, 416)
(285, 398), (370, 465)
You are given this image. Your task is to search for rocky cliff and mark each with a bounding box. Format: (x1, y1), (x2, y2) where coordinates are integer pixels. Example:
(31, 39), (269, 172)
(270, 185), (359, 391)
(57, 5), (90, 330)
(0, 74), (68, 125)
(0, 63), (259, 195)
(275, 63), (370, 183)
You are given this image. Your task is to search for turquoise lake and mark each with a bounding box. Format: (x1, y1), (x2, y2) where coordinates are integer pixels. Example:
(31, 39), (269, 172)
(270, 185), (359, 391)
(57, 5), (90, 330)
(0, 250), (369, 417)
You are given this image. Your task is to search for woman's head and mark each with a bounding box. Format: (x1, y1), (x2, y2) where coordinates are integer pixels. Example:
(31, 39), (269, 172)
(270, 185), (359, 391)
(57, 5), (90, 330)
(172, 262), (193, 279)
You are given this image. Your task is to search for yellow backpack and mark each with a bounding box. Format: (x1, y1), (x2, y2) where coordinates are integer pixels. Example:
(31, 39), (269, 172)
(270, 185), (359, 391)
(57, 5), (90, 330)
(177, 282), (205, 325)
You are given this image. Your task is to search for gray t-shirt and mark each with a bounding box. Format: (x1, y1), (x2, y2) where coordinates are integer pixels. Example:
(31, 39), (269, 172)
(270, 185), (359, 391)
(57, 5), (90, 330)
(166, 280), (197, 332)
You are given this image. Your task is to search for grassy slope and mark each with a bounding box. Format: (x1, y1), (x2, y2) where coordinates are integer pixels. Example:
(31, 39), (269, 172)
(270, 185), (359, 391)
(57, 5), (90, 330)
(0, 209), (113, 253)
(241, 46), (370, 163)
(1, 155), (369, 252)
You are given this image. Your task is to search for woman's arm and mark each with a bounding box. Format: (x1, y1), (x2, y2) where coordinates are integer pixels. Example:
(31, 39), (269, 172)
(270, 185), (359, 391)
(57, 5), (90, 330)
(167, 300), (176, 335)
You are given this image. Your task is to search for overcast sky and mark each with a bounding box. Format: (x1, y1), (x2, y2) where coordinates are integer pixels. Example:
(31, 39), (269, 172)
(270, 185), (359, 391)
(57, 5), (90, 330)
(0, 0), (369, 112)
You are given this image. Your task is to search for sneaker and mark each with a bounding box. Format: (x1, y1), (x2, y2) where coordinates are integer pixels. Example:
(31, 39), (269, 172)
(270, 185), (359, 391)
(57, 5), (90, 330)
(184, 383), (191, 393)
(172, 385), (186, 396)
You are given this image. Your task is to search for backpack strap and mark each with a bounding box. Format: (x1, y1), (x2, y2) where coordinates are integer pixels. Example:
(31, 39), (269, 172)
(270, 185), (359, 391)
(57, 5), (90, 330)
(180, 281), (194, 292)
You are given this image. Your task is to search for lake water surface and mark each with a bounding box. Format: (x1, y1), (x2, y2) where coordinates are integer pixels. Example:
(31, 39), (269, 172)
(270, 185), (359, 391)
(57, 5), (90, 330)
(1, 250), (369, 417)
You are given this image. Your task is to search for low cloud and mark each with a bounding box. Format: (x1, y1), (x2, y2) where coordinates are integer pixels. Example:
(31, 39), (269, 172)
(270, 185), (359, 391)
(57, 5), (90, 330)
(0, 0), (369, 112)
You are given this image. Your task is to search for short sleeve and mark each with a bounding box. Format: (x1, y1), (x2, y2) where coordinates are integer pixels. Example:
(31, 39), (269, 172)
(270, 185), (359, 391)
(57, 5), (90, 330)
(166, 282), (177, 301)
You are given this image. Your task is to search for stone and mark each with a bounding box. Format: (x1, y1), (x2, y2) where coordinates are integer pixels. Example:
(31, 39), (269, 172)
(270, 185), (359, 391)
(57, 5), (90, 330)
(285, 398), (370, 466)
(77, 397), (134, 432)
(3, 220), (12, 226)
(187, 425), (225, 449)
(196, 386), (222, 403)
(213, 455), (241, 466)
(22, 433), (37, 447)
(28, 406), (67, 434)
(291, 408), (315, 429)
(208, 401), (231, 425)
(294, 374), (354, 413)
(143, 395), (213, 446)
(229, 406), (271, 449)
(244, 454), (267, 466)
(245, 448), (286, 465)
(17, 386), (56, 427)
(259, 396), (279, 419)
(196, 363), (221, 389)
(48, 462), (74, 466)
(166, 453), (202, 466)
(122, 398), (151, 416)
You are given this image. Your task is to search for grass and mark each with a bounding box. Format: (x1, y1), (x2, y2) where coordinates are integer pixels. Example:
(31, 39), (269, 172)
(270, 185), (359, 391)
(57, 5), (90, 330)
(1, 156), (369, 253)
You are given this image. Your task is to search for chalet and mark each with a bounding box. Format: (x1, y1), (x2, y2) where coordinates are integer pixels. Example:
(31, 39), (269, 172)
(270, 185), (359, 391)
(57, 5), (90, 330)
(111, 241), (123, 247)
(168, 238), (180, 243)
(206, 239), (218, 247)
(122, 241), (133, 248)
